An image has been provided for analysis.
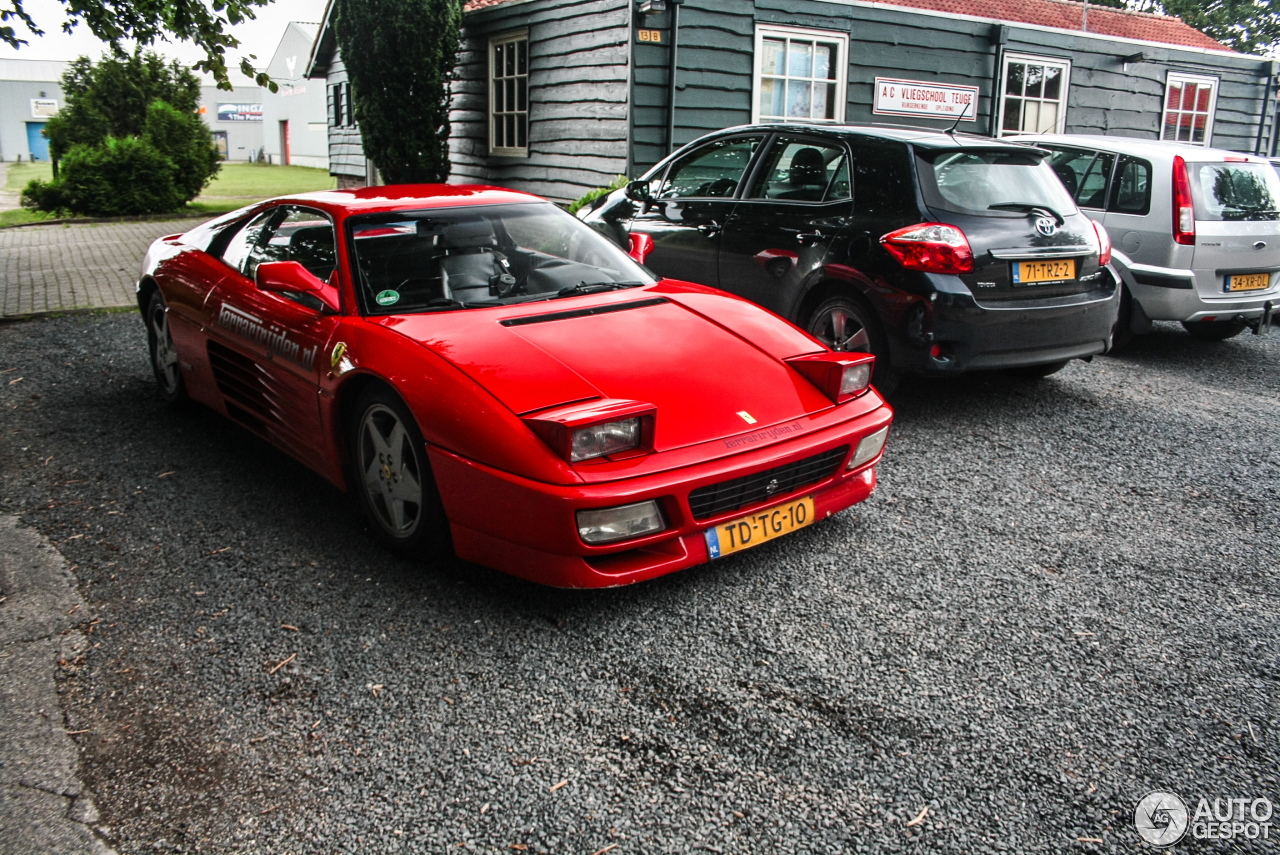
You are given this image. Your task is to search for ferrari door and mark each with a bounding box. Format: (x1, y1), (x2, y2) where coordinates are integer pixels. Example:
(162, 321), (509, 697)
(204, 205), (343, 469)
(626, 134), (765, 288)
(719, 135), (853, 318)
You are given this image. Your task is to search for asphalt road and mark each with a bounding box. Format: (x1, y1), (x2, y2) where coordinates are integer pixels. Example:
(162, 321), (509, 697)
(0, 311), (1276, 854)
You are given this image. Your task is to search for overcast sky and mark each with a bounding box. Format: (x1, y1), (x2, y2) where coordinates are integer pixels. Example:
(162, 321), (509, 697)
(0, 0), (329, 84)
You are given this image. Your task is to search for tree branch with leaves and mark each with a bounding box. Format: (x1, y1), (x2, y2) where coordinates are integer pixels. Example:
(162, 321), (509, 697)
(0, 0), (279, 90)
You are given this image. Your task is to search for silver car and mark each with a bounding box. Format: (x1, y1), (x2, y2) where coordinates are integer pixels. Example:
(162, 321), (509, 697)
(1013, 134), (1278, 343)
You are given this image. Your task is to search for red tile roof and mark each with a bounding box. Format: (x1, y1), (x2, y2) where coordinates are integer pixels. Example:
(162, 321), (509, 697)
(870, 0), (1230, 51)
(459, 0), (1230, 52)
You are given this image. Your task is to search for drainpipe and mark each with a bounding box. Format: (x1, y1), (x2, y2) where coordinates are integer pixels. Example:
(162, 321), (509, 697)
(666, 0), (684, 153)
(1257, 61), (1278, 156)
(989, 25), (1009, 138)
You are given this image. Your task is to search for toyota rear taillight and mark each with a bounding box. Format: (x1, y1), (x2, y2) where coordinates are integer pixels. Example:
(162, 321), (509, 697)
(880, 223), (974, 274)
(1092, 220), (1112, 266)
(1173, 155), (1195, 246)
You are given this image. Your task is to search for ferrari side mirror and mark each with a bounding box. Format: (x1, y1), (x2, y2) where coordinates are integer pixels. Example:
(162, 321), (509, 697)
(256, 261), (340, 313)
(628, 232), (655, 265)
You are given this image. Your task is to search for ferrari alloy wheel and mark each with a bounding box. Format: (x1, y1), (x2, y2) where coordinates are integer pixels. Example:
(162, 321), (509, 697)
(146, 290), (186, 403)
(806, 295), (897, 395)
(350, 388), (451, 558)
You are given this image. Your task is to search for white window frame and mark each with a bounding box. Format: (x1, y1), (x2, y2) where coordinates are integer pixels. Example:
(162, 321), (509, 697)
(1161, 72), (1218, 147)
(751, 24), (849, 125)
(488, 29), (529, 157)
(997, 53), (1071, 137)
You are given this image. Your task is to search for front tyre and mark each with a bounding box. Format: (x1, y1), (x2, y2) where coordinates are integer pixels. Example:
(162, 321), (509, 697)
(1181, 319), (1247, 341)
(146, 290), (187, 403)
(805, 295), (898, 395)
(348, 387), (452, 559)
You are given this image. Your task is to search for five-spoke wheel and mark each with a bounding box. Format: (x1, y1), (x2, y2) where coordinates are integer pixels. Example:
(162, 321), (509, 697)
(349, 388), (451, 557)
(146, 290), (186, 403)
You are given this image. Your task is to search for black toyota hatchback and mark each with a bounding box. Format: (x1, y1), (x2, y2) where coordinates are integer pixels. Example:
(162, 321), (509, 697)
(582, 124), (1120, 391)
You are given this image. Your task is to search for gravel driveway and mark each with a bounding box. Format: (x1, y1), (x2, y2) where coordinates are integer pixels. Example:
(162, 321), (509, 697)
(0, 313), (1276, 854)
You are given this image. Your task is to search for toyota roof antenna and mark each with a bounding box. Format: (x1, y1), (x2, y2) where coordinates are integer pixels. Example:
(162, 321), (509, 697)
(945, 96), (973, 137)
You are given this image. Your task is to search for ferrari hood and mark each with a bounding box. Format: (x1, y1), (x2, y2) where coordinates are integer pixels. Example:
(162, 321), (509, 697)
(382, 296), (833, 452)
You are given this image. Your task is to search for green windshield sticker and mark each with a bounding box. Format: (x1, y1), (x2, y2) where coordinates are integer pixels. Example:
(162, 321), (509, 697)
(375, 290), (400, 306)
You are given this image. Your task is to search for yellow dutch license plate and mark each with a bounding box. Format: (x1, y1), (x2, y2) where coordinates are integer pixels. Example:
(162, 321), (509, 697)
(705, 496), (815, 559)
(1227, 272), (1270, 292)
(1013, 259), (1075, 285)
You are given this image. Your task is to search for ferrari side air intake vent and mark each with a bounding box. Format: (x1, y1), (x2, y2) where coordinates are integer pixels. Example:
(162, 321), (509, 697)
(688, 445), (849, 521)
(207, 340), (274, 426)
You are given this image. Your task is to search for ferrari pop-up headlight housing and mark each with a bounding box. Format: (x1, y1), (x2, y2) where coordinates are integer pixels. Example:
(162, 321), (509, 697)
(786, 353), (876, 403)
(524, 399), (656, 464)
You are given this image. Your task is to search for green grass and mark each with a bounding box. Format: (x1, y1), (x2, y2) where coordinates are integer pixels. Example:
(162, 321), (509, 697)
(4, 161), (53, 192)
(1, 161), (336, 228)
(200, 162), (337, 199)
(0, 208), (58, 227)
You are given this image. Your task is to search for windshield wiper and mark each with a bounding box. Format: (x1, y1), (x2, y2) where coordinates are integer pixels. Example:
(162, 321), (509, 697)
(420, 297), (502, 311)
(988, 202), (1065, 225)
(556, 281), (646, 297)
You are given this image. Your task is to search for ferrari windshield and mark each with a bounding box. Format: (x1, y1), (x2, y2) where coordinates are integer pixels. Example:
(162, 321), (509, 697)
(349, 202), (656, 314)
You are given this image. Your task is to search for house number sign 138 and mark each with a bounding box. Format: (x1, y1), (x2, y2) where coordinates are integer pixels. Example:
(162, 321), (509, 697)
(637, 29), (663, 42)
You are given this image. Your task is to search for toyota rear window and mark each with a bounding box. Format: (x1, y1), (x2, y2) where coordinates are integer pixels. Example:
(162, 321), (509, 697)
(915, 150), (1077, 219)
(1188, 162), (1280, 221)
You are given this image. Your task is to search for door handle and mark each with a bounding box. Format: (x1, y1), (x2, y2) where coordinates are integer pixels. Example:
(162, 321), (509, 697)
(697, 220), (722, 237)
(796, 230), (826, 245)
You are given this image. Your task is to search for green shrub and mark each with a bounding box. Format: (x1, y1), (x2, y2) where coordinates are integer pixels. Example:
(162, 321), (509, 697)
(142, 100), (220, 200)
(57, 138), (182, 216)
(21, 178), (70, 213)
(567, 175), (629, 215)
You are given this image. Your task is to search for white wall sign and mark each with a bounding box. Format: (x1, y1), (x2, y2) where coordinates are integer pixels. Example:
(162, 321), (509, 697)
(30, 99), (58, 118)
(217, 103), (263, 122)
(873, 77), (978, 121)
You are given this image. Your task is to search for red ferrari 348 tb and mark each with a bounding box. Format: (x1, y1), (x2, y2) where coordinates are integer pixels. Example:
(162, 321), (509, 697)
(138, 186), (893, 587)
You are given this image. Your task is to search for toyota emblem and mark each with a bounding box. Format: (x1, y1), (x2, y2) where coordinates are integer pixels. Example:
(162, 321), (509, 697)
(1034, 217), (1057, 237)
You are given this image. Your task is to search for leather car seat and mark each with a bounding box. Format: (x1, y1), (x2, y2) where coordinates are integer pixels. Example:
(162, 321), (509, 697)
(440, 218), (508, 300)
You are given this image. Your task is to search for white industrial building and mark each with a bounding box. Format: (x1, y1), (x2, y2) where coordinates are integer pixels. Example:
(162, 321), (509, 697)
(0, 58), (66, 162)
(261, 22), (329, 169)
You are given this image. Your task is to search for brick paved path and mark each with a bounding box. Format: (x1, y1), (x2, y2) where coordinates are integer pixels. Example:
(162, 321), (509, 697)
(0, 218), (206, 319)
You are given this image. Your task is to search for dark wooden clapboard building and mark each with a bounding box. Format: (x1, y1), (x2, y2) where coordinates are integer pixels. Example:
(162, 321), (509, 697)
(306, 0), (1277, 201)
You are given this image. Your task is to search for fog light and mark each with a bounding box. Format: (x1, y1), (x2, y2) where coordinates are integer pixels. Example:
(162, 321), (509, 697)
(848, 426), (889, 470)
(577, 500), (665, 545)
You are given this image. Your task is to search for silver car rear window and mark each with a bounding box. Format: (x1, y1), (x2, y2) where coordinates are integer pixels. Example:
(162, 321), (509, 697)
(1188, 162), (1280, 222)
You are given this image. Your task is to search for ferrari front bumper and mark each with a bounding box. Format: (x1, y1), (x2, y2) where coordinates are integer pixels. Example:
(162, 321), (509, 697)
(428, 406), (892, 588)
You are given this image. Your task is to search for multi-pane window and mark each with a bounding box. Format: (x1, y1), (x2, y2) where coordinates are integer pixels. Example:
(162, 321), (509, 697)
(999, 54), (1070, 136)
(490, 31), (529, 156)
(330, 82), (354, 128)
(331, 83), (344, 127)
(753, 25), (848, 124)
(1161, 74), (1217, 146)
